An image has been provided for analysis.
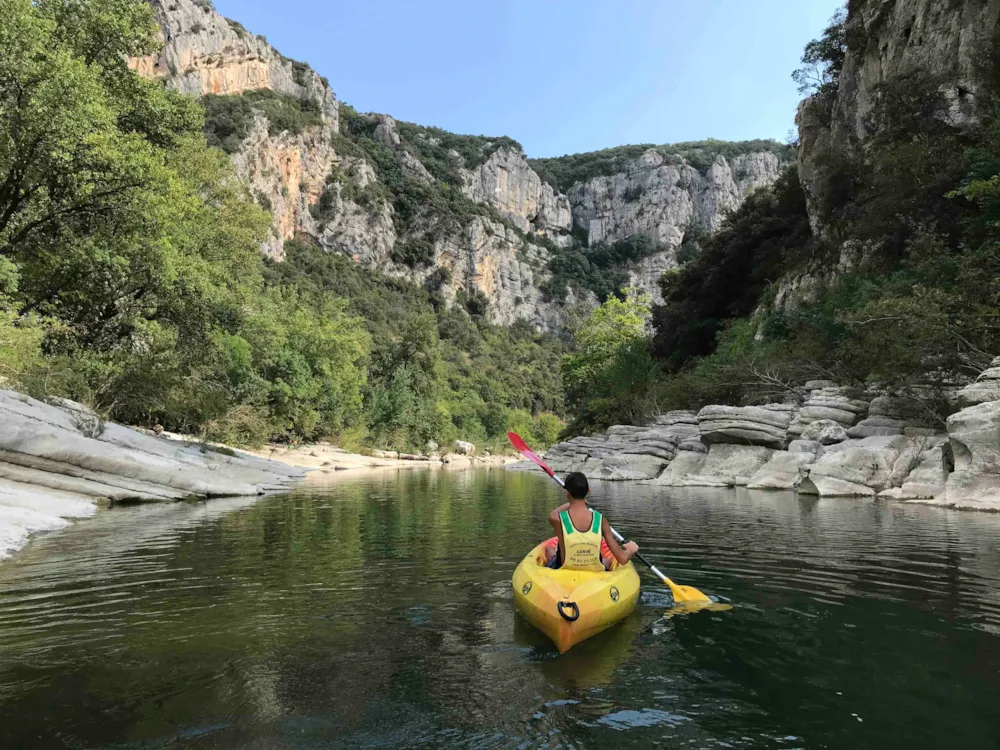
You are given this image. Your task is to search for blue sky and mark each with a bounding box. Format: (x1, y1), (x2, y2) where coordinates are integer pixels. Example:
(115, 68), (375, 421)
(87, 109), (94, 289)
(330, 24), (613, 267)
(213, 0), (845, 158)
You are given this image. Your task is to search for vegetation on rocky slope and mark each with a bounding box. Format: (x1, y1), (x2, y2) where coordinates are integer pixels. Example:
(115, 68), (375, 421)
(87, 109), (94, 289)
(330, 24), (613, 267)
(562, 4), (1000, 434)
(543, 234), (664, 303)
(394, 120), (521, 184)
(0, 0), (564, 451)
(202, 90), (324, 153)
(530, 139), (795, 193)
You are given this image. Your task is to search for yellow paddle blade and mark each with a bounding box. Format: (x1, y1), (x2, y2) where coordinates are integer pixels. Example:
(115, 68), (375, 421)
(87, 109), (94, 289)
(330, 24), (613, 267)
(663, 601), (733, 619)
(664, 577), (713, 605)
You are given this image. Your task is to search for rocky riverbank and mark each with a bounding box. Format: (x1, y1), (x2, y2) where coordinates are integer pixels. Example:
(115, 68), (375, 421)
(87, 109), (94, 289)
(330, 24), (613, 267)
(510, 362), (1000, 512)
(0, 389), (307, 560)
(0, 388), (515, 562)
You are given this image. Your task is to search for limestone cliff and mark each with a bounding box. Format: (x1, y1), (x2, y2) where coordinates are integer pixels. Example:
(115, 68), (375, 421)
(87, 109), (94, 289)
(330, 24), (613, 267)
(134, 0), (337, 122)
(461, 148), (572, 236)
(797, 0), (1000, 233)
(139, 0), (787, 328)
(568, 149), (785, 294)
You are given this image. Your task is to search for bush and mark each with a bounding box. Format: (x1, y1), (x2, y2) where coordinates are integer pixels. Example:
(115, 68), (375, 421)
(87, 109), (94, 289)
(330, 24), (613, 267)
(203, 90), (324, 153)
(391, 237), (436, 268)
(545, 234), (663, 303)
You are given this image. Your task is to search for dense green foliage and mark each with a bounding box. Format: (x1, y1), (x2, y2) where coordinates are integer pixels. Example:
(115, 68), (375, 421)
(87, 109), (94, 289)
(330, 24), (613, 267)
(0, 0), (370, 445)
(544, 234), (664, 303)
(0, 0), (564, 452)
(651, 165), (815, 371)
(265, 241), (565, 449)
(395, 120), (521, 185)
(530, 139), (795, 193)
(202, 89), (324, 153)
(562, 288), (658, 433)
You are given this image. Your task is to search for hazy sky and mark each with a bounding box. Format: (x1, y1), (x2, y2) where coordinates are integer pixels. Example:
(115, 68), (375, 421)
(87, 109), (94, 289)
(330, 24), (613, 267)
(213, 0), (845, 158)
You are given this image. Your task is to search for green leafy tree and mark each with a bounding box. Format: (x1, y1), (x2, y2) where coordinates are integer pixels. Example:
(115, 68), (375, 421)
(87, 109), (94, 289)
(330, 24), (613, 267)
(563, 287), (657, 433)
(792, 7), (847, 100)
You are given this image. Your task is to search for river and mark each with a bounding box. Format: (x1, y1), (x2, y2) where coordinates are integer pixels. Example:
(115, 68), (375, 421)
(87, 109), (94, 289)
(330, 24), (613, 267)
(1, 469), (1000, 748)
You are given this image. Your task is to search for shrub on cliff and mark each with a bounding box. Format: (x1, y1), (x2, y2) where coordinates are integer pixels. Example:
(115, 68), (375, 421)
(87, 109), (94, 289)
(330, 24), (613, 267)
(202, 90), (324, 153)
(651, 165), (814, 371)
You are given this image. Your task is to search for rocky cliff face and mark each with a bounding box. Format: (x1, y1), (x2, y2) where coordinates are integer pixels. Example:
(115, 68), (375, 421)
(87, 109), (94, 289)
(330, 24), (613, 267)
(568, 149), (785, 294)
(461, 148), (572, 236)
(139, 0), (787, 328)
(797, 0), (1000, 234)
(134, 0), (337, 122)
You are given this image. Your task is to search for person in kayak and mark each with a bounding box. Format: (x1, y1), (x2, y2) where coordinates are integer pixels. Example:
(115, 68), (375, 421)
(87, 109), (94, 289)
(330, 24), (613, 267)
(545, 472), (639, 571)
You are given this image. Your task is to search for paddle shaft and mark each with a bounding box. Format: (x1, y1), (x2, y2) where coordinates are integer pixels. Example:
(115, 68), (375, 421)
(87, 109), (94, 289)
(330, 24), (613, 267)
(546, 471), (669, 582)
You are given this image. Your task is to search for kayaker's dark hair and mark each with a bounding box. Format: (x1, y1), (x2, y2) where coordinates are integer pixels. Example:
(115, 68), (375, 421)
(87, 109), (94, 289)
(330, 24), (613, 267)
(564, 472), (589, 499)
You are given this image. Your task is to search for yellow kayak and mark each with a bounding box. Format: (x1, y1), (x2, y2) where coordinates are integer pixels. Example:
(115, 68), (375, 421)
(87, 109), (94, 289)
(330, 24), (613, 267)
(512, 539), (641, 653)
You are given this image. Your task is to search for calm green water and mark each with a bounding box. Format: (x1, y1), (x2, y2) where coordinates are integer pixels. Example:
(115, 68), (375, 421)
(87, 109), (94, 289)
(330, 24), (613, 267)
(2, 469), (1000, 748)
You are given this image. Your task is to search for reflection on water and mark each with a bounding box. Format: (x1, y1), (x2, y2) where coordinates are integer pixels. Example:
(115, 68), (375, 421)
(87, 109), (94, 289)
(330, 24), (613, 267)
(1, 471), (1000, 747)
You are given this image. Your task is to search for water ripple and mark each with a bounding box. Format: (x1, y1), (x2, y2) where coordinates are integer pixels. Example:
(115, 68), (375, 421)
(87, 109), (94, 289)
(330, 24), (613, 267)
(1, 475), (1000, 747)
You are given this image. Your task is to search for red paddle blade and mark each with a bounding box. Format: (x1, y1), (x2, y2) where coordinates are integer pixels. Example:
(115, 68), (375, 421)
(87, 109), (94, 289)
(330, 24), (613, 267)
(507, 432), (555, 477)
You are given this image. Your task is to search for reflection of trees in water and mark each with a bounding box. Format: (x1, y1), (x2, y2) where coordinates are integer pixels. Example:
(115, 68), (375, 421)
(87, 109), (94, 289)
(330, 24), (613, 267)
(199, 469), (563, 735)
(8, 471), (1000, 747)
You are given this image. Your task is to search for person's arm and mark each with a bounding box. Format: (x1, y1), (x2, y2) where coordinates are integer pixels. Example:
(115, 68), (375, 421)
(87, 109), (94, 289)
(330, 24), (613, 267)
(602, 517), (638, 565)
(548, 503), (569, 535)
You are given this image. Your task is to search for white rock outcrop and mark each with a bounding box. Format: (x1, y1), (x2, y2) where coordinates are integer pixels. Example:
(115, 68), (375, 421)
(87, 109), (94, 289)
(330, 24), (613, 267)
(0, 390), (303, 561)
(958, 356), (1000, 406)
(943, 402), (1000, 509)
(656, 444), (774, 488)
(567, 150), (786, 298)
(697, 404), (794, 449)
(800, 436), (914, 497)
(788, 384), (869, 439)
(540, 413), (700, 481)
(136, 0), (338, 121)
(462, 148), (572, 235)
(801, 419), (848, 445)
(747, 451), (817, 490)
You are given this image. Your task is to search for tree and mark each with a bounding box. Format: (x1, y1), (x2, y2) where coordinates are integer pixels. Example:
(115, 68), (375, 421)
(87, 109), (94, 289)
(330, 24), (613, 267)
(651, 165), (813, 372)
(563, 287), (656, 433)
(792, 7), (847, 100)
(0, 0), (201, 265)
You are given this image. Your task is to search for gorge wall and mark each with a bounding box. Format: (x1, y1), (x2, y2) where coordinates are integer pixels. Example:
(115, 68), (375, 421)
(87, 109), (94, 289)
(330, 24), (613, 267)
(140, 0), (790, 329)
(797, 0), (1000, 234)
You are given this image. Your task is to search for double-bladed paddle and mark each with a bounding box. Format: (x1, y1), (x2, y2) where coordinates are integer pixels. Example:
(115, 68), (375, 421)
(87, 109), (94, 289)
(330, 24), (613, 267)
(508, 431), (713, 606)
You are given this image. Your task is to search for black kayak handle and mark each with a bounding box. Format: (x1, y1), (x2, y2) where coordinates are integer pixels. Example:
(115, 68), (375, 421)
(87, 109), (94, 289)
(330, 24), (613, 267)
(557, 601), (580, 622)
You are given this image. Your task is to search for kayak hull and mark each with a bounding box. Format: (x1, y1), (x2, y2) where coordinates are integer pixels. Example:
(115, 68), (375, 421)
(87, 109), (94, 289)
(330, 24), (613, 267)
(512, 539), (641, 653)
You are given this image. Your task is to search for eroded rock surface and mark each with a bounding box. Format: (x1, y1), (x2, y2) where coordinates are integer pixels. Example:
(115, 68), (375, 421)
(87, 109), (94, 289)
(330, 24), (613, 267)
(0, 390), (303, 560)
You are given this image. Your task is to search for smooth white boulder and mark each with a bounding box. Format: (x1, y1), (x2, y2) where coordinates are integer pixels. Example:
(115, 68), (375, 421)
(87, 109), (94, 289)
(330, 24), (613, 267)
(944, 403), (1000, 509)
(0, 389), (303, 562)
(747, 451), (816, 490)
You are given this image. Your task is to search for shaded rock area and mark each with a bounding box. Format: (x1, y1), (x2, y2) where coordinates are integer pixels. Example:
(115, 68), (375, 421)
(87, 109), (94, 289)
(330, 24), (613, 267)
(0, 390), (304, 560)
(510, 366), (1000, 511)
